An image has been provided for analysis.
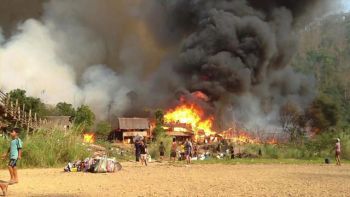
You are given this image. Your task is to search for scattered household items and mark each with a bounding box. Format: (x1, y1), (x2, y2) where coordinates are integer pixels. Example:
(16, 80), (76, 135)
(64, 156), (122, 173)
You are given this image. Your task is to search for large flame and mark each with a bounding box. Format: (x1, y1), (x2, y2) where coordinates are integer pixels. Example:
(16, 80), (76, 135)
(220, 128), (278, 144)
(164, 95), (279, 144)
(83, 133), (95, 143)
(164, 103), (215, 138)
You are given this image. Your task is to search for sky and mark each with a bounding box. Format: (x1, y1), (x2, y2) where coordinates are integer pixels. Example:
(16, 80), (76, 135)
(341, 0), (350, 12)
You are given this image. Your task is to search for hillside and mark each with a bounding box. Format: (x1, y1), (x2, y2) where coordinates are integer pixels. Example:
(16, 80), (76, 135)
(292, 13), (350, 127)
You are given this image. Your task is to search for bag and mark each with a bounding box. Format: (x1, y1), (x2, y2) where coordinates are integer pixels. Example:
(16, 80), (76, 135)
(94, 157), (107, 173)
(106, 158), (116, 173)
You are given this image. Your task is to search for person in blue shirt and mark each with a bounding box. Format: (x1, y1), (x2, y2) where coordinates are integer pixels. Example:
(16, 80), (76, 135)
(2, 128), (23, 185)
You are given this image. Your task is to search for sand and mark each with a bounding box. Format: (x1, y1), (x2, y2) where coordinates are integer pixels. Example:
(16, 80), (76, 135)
(1, 162), (349, 197)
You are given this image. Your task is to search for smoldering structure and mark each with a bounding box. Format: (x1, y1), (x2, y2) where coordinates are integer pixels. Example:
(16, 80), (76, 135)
(0, 0), (337, 130)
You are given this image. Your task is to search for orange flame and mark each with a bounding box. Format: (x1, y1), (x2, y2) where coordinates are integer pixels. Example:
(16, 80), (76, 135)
(164, 103), (215, 138)
(83, 133), (95, 143)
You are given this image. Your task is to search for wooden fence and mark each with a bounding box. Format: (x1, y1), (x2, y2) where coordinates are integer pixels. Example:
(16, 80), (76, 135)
(0, 90), (47, 135)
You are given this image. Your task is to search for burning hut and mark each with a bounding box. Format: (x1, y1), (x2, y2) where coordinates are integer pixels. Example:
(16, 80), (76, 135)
(163, 122), (194, 142)
(114, 118), (150, 143)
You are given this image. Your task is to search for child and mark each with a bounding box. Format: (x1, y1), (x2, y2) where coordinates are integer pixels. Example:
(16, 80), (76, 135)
(2, 128), (23, 185)
(159, 141), (165, 162)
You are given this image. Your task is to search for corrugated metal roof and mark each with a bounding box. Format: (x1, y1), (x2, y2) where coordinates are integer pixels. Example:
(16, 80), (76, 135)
(117, 118), (149, 130)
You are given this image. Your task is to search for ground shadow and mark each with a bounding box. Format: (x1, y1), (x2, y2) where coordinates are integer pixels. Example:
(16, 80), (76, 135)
(0, 180), (7, 184)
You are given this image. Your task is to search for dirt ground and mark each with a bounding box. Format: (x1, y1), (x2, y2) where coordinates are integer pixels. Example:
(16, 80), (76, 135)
(1, 162), (349, 197)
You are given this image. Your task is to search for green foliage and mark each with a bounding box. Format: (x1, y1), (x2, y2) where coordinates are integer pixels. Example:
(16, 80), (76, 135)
(55, 102), (76, 116)
(306, 96), (340, 132)
(148, 133), (173, 159)
(8, 89), (48, 116)
(231, 129), (350, 161)
(155, 109), (164, 125)
(153, 109), (165, 139)
(153, 125), (165, 140)
(291, 14), (350, 127)
(0, 128), (90, 168)
(95, 121), (112, 139)
(74, 105), (95, 129)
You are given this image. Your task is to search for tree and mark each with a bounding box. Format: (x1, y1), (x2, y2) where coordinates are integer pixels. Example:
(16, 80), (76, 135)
(55, 102), (76, 116)
(95, 121), (112, 139)
(74, 105), (95, 129)
(155, 109), (164, 125)
(280, 102), (305, 142)
(306, 96), (340, 133)
(8, 89), (47, 116)
(153, 109), (165, 139)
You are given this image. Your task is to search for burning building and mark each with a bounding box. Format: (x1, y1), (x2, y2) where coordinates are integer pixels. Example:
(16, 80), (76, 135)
(113, 118), (150, 143)
(0, 0), (340, 139)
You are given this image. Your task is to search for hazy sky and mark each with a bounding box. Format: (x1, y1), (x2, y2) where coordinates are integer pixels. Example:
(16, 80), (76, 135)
(342, 0), (350, 12)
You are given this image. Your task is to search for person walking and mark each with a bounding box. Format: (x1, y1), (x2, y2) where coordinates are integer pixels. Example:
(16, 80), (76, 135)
(335, 138), (341, 166)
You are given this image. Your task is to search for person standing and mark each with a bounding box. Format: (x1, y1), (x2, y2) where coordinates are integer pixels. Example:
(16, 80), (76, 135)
(2, 128), (23, 185)
(159, 141), (165, 162)
(140, 140), (148, 166)
(229, 144), (235, 159)
(170, 138), (177, 162)
(134, 140), (141, 162)
(184, 138), (192, 164)
(335, 138), (341, 166)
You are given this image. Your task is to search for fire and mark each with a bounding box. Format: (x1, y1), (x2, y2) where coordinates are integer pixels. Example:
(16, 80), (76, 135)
(266, 138), (278, 145)
(83, 133), (95, 143)
(220, 128), (279, 144)
(220, 128), (259, 144)
(164, 103), (215, 138)
(231, 132), (260, 144)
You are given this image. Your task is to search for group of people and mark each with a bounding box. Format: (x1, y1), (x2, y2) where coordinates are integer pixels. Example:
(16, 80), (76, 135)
(134, 137), (344, 167)
(134, 137), (195, 165)
(159, 138), (195, 164)
(0, 128), (23, 196)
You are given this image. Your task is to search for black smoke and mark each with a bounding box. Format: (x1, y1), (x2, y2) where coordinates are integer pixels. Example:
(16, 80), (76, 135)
(142, 0), (334, 129)
(0, 0), (339, 129)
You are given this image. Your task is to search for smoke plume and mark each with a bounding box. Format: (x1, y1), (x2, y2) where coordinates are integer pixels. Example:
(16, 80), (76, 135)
(0, 0), (340, 129)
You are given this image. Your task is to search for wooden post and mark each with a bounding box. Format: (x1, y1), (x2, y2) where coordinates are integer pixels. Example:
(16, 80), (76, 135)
(27, 110), (31, 136)
(10, 101), (14, 117)
(24, 112), (27, 127)
(15, 99), (18, 119)
(18, 107), (21, 122)
(34, 113), (37, 130)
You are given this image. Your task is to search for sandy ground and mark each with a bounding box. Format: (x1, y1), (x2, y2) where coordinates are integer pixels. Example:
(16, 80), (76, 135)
(0, 162), (349, 197)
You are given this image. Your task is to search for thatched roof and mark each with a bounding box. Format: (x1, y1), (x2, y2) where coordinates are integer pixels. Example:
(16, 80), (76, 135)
(117, 118), (149, 130)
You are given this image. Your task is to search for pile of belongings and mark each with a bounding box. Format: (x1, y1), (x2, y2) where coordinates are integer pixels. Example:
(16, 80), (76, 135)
(64, 156), (122, 173)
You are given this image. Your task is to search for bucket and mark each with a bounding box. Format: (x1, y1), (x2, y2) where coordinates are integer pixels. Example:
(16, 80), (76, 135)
(325, 158), (330, 164)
